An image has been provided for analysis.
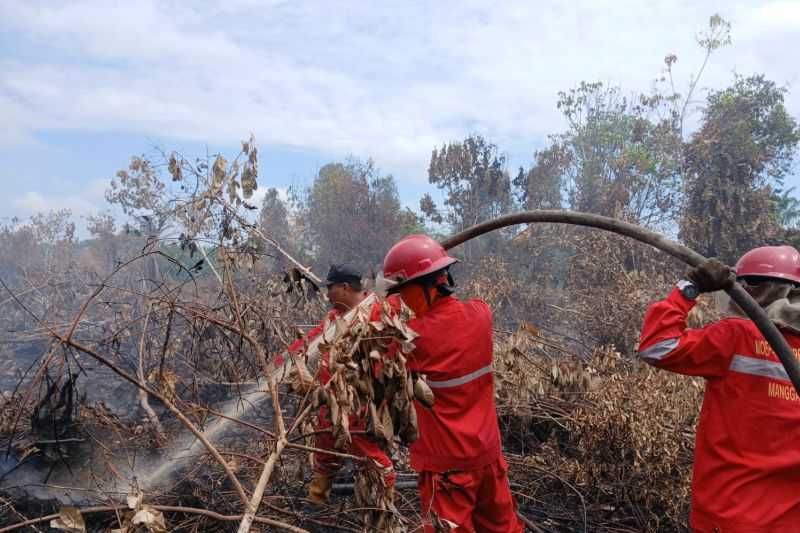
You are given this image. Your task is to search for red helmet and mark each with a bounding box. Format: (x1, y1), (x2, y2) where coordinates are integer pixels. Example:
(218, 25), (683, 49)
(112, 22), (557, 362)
(382, 234), (458, 288)
(736, 245), (800, 284)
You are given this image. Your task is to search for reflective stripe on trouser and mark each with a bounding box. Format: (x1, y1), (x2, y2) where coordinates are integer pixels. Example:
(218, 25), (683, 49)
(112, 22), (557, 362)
(418, 457), (523, 533)
(426, 365), (492, 389)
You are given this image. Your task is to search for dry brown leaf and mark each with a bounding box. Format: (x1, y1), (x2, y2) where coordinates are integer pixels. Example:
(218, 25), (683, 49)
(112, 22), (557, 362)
(414, 377), (435, 408)
(369, 401), (384, 439)
(147, 368), (179, 402)
(126, 491), (143, 510)
(379, 403), (394, 442)
(19, 445), (39, 462)
(132, 505), (168, 533)
(520, 320), (540, 337)
(50, 507), (86, 532)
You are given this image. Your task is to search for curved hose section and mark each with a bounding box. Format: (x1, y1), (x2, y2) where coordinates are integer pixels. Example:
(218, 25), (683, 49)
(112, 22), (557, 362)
(441, 210), (800, 396)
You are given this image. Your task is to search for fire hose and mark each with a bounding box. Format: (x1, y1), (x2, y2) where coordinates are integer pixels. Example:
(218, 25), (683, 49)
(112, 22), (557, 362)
(440, 210), (800, 397)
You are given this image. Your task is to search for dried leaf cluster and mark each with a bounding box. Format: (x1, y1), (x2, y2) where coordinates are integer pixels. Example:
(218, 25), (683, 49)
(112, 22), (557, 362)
(303, 297), (420, 531)
(493, 331), (702, 531)
(311, 298), (419, 451)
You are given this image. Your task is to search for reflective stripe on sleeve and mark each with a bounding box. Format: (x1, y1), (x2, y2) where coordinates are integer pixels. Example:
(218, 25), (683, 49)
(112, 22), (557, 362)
(638, 338), (679, 361)
(729, 354), (790, 382)
(426, 365), (493, 389)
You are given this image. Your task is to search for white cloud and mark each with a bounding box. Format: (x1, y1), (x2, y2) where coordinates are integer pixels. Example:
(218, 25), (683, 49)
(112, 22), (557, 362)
(745, 1), (800, 34)
(1, 0), (798, 181)
(12, 191), (49, 213)
(11, 179), (109, 218)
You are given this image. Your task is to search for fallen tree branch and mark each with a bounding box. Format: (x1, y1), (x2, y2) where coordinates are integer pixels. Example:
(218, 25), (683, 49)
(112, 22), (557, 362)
(262, 500), (362, 532)
(507, 457), (586, 533)
(192, 404), (275, 438)
(287, 441), (365, 462)
(137, 303), (165, 438)
(198, 242), (223, 285)
(516, 512), (547, 533)
(0, 504), (309, 533)
(236, 374), (291, 533)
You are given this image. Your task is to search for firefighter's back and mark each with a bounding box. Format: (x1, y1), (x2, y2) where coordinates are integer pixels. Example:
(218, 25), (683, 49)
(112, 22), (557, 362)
(407, 295), (502, 472)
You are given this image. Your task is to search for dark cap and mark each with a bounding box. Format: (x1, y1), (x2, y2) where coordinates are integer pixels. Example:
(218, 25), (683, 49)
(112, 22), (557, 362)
(326, 264), (363, 287)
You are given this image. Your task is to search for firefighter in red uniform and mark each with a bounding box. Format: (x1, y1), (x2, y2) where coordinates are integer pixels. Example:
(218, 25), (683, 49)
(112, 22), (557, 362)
(288, 264), (396, 504)
(639, 246), (800, 532)
(382, 235), (523, 533)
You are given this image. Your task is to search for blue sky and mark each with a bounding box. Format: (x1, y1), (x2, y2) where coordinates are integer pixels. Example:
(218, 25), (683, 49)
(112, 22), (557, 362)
(1, 0), (799, 232)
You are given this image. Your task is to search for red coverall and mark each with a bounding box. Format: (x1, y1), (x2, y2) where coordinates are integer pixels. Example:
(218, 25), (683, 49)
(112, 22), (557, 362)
(287, 307), (395, 487)
(407, 295), (522, 533)
(639, 287), (800, 532)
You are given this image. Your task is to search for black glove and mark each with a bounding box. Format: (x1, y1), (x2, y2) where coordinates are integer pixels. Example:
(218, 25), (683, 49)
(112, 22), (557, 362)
(685, 258), (736, 293)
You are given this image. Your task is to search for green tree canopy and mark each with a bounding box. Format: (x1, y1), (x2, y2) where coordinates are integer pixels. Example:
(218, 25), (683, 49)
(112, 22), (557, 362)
(516, 82), (683, 230)
(680, 75), (800, 263)
(295, 159), (415, 274)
